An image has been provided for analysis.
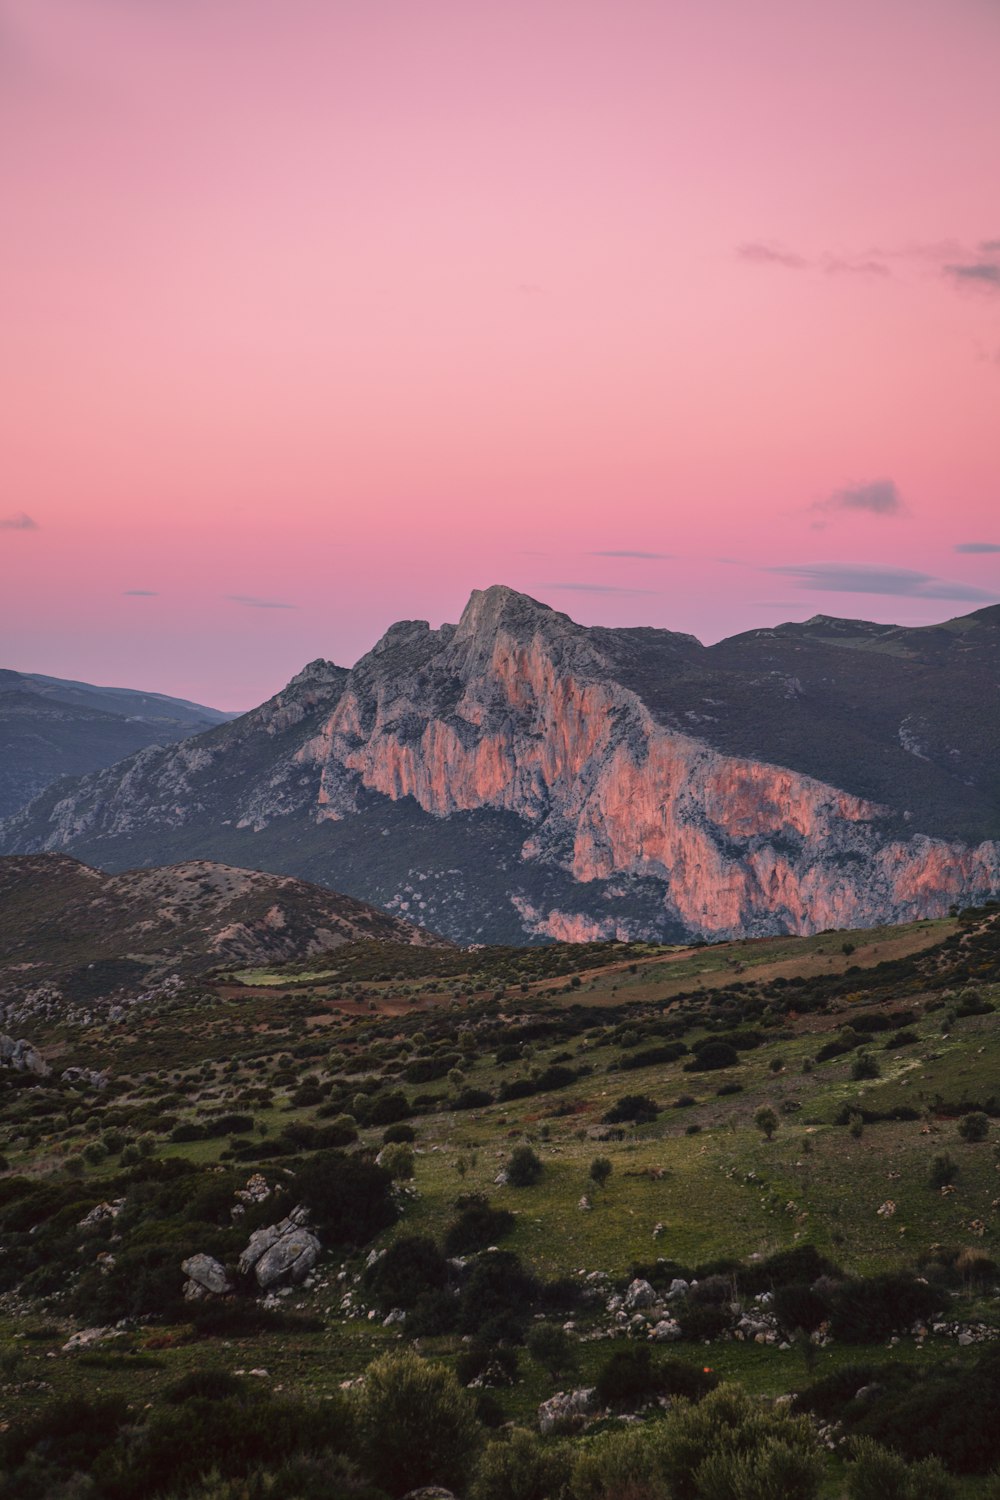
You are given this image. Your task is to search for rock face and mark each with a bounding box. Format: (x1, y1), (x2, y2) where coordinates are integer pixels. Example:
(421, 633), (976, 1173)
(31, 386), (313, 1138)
(4, 586), (1000, 944)
(238, 1207), (321, 1289)
(0, 1033), (49, 1076)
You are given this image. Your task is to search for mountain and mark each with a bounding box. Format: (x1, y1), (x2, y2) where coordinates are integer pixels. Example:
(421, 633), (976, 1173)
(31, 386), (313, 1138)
(0, 852), (445, 1002)
(3, 586), (999, 944)
(0, 668), (239, 819)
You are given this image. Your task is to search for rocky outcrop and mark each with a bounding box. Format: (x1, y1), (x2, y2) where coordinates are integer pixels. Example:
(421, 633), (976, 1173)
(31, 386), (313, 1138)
(182, 1254), (233, 1299)
(238, 1206), (321, 1289)
(4, 586), (999, 943)
(0, 1033), (49, 1076)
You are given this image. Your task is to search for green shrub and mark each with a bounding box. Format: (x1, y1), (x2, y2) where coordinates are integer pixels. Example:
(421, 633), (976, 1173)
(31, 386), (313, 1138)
(444, 1195), (515, 1255)
(471, 1426), (572, 1500)
(684, 1042), (739, 1073)
(506, 1144), (543, 1187)
(846, 1437), (958, 1500)
(571, 1425), (668, 1500)
(365, 1235), (449, 1312)
(657, 1383), (823, 1500)
(602, 1094), (659, 1125)
(957, 1111), (989, 1143)
(353, 1350), (481, 1497)
(292, 1151), (396, 1247)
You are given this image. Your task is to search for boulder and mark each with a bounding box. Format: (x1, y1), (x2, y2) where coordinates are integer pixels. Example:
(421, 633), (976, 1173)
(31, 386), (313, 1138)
(538, 1387), (597, 1435)
(239, 1206), (320, 1289)
(624, 1278), (657, 1311)
(0, 1034), (50, 1077)
(181, 1253), (233, 1297)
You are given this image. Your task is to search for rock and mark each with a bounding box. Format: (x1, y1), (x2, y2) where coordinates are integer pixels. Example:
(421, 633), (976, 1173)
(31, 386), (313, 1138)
(402, 1489), (458, 1500)
(239, 1206), (320, 1289)
(494, 1170), (509, 1186)
(666, 1278), (689, 1300)
(537, 1387), (597, 1434)
(624, 1278), (657, 1311)
(650, 1319), (682, 1341)
(0, 1034), (50, 1077)
(62, 1326), (121, 1352)
(77, 1199), (124, 1229)
(578, 1195), (592, 1211)
(383, 1308), (406, 1326)
(181, 1253), (233, 1297)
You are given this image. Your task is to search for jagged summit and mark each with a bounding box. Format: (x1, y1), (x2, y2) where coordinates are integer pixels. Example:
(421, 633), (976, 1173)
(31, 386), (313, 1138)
(2, 593), (999, 946)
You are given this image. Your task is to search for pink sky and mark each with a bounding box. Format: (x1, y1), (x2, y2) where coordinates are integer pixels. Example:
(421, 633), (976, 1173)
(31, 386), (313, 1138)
(2, 0), (999, 708)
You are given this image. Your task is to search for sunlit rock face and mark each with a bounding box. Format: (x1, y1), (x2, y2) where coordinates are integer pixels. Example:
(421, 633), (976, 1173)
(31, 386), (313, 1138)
(4, 585), (1000, 942)
(292, 586), (1000, 939)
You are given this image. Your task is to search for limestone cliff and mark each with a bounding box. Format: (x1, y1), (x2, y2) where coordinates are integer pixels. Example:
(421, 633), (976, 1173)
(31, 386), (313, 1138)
(3, 586), (999, 943)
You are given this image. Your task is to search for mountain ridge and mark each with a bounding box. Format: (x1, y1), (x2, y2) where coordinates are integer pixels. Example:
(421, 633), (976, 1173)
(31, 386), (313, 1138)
(3, 586), (999, 945)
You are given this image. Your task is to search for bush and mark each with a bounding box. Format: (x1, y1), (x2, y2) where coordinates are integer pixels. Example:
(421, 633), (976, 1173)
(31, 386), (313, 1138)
(292, 1151), (396, 1247)
(657, 1382), (824, 1500)
(382, 1123), (416, 1145)
(472, 1426), (573, 1500)
(458, 1251), (538, 1339)
(506, 1144), (543, 1187)
(851, 1053), (882, 1081)
(602, 1094), (659, 1125)
(378, 1142), (414, 1180)
(444, 1195), (515, 1255)
(928, 1153), (958, 1188)
(684, 1042), (739, 1073)
(353, 1350), (481, 1497)
(847, 1437), (958, 1500)
(754, 1106), (779, 1141)
(595, 1347), (716, 1409)
(525, 1322), (576, 1379)
(571, 1424), (669, 1500)
(826, 1273), (942, 1343)
(365, 1235), (449, 1312)
(957, 1111), (989, 1143)
(773, 1283), (830, 1335)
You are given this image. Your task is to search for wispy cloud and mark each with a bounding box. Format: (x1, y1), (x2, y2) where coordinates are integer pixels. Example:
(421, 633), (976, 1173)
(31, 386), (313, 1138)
(955, 541), (1000, 554)
(227, 594), (297, 610)
(766, 562), (996, 602)
(737, 242), (809, 270)
(123, 588), (158, 596)
(589, 549), (673, 560)
(0, 511), (38, 531)
(813, 478), (904, 518)
(945, 261), (1000, 290)
(539, 582), (657, 595)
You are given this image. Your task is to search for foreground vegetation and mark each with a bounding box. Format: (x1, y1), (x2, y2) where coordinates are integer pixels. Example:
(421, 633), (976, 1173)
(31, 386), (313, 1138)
(2, 906), (999, 1495)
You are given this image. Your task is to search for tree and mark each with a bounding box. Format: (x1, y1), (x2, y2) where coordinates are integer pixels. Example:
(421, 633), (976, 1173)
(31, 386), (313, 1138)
(589, 1156), (613, 1192)
(754, 1106), (779, 1141)
(526, 1322), (576, 1380)
(957, 1112), (989, 1144)
(354, 1350), (481, 1496)
(507, 1144), (543, 1187)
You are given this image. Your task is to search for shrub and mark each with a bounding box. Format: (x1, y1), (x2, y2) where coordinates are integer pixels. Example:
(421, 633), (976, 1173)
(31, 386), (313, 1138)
(471, 1426), (573, 1500)
(378, 1142), (414, 1180)
(851, 1053), (882, 1081)
(506, 1144), (543, 1187)
(594, 1347), (716, 1409)
(571, 1424), (669, 1500)
(458, 1251), (538, 1339)
(957, 1111), (989, 1143)
(444, 1195), (515, 1255)
(451, 1087), (495, 1111)
(353, 1350), (481, 1496)
(928, 1153), (958, 1188)
(603, 1094), (659, 1125)
(684, 1042), (739, 1073)
(754, 1105), (779, 1140)
(772, 1283), (830, 1334)
(292, 1150), (396, 1247)
(847, 1437), (958, 1500)
(365, 1234), (449, 1312)
(525, 1322), (576, 1379)
(657, 1382), (823, 1500)
(382, 1123), (416, 1144)
(826, 1273), (942, 1343)
(589, 1156), (612, 1190)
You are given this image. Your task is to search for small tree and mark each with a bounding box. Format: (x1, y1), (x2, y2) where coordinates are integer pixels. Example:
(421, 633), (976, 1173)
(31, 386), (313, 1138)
(851, 1053), (881, 1081)
(957, 1111), (989, 1144)
(589, 1156), (613, 1192)
(507, 1144), (543, 1187)
(525, 1322), (576, 1380)
(354, 1350), (481, 1496)
(754, 1105), (779, 1141)
(378, 1142), (414, 1181)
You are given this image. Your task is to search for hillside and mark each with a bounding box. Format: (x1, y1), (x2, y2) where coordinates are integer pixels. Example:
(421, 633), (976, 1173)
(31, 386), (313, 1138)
(0, 905), (998, 1493)
(3, 587), (999, 945)
(0, 668), (239, 819)
(0, 853), (446, 1004)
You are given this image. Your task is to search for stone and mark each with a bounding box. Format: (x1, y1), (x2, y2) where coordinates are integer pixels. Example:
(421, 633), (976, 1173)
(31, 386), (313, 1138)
(537, 1387), (597, 1434)
(623, 1278), (657, 1311)
(666, 1278), (689, 1300)
(650, 1319), (682, 1341)
(181, 1253), (233, 1297)
(239, 1206), (320, 1289)
(0, 1034), (50, 1077)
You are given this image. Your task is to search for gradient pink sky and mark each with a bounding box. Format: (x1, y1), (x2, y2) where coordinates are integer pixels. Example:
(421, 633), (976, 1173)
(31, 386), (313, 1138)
(3, 0), (999, 708)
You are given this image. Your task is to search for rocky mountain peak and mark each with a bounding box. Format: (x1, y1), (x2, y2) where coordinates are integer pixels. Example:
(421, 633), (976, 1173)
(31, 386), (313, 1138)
(453, 585), (558, 645)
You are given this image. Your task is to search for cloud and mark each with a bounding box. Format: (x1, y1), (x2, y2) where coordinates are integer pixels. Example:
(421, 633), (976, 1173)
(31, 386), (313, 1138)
(814, 478), (904, 517)
(0, 511), (38, 530)
(945, 261), (1000, 289)
(589, 549), (673, 559)
(737, 242), (809, 270)
(766, 562), (997, 602)
(979, 240), (1000, 253)
(227, 594), (297, 609)
(539, 582), (657, 595)
(823, 257), (890, 278)
(123, 588), (158, 596)
(955, 541), (1000, 554)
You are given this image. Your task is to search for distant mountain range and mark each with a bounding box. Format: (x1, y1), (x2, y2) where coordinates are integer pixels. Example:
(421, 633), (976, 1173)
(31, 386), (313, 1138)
(0, 853), (443, 1001)
(0, 668), (239, 819)
(3, 586), (999, 944)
